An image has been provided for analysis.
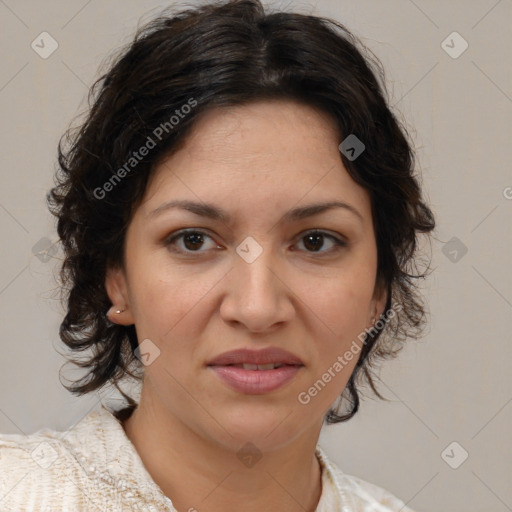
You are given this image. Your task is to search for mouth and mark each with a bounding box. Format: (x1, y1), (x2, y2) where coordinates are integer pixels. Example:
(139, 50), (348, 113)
(206, 347), (304, 394)
(212, 362), (301, 370)
(207, 362), (303, 394)
(206, 347), (304, 367)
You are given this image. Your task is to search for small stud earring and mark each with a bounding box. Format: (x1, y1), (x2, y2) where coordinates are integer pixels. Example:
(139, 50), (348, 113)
(108, 305), (126, 317)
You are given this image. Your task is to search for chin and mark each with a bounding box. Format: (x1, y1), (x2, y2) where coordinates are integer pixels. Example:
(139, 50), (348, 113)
(205, 405), (310, 452)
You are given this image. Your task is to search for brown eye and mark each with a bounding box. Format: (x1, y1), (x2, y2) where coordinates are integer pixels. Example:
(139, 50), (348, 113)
(296, 230), (346, 254)
(165, 229), (218, 254)
(181, 232), (206, 251)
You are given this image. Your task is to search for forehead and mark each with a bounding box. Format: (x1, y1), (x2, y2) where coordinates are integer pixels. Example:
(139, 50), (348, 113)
(140, 100), (371, 223)
(171, 99), (340, 168)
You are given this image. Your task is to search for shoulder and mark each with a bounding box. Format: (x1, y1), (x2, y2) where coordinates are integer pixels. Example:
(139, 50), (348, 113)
(316, 445), (416, 512)
(0, 406), (173, 512)
(337, 473), (416, 511)
(0, 407), (128, 511)
(0, 427), (87, 510)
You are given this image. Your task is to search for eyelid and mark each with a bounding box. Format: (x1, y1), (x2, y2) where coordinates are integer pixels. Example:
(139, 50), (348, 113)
(294, 229), (348, 253)
(298, 228), (348, 243)
(165, 228), (220, 250)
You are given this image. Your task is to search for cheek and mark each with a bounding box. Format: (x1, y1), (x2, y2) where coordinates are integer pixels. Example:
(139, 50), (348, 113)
(130, 267), (216, 342)
(303, 277), (372, 406)
(307, 266), (375, 338)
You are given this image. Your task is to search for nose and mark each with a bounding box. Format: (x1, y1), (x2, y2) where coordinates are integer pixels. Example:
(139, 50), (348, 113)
(219, 241), (295, 333)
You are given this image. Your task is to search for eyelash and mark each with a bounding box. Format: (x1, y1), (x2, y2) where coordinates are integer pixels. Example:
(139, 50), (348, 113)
(164, 229), (347, 256)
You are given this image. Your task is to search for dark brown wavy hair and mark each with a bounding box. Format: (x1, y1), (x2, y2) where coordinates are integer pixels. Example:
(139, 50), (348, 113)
(47, 0), (435, 423)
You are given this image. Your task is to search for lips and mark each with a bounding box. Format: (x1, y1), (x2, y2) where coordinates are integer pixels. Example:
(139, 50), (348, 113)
(229, 363), (288, 370)
(206, 347), (304, 367)
(206, 348), (304, 393)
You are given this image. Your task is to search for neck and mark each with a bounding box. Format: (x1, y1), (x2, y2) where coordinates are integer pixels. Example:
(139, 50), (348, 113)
(121, 386), (324, 512)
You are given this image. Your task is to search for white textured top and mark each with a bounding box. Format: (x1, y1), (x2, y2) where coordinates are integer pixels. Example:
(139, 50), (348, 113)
(0, 405), (415, 511)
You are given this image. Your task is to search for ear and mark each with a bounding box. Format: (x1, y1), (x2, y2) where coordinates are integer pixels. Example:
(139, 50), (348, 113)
(105, 266), (135, 326)
(368, 279), (388, 327)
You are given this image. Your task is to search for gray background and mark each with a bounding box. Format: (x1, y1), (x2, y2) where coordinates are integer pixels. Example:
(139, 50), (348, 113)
(0, 1), (511, 511)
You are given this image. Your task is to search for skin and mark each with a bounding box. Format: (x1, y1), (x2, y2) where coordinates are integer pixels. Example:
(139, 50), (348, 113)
(105, 99), (387, 512)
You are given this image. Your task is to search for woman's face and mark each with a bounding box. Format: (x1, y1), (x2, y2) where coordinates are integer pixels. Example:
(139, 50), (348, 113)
(106, 99), (386, 451)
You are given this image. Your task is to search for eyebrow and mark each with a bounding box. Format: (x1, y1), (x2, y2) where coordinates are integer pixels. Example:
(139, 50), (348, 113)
(148, 199), (364, 224)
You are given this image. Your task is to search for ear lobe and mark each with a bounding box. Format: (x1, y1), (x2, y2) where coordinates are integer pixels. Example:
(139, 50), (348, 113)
(105, 266), (135, 325)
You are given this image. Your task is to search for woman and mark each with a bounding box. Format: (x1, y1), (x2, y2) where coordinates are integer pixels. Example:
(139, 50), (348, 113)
(0, 0), (435, 510)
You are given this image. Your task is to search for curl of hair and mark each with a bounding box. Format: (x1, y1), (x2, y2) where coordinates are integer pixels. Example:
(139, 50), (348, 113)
(48, 0), (436, 422)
